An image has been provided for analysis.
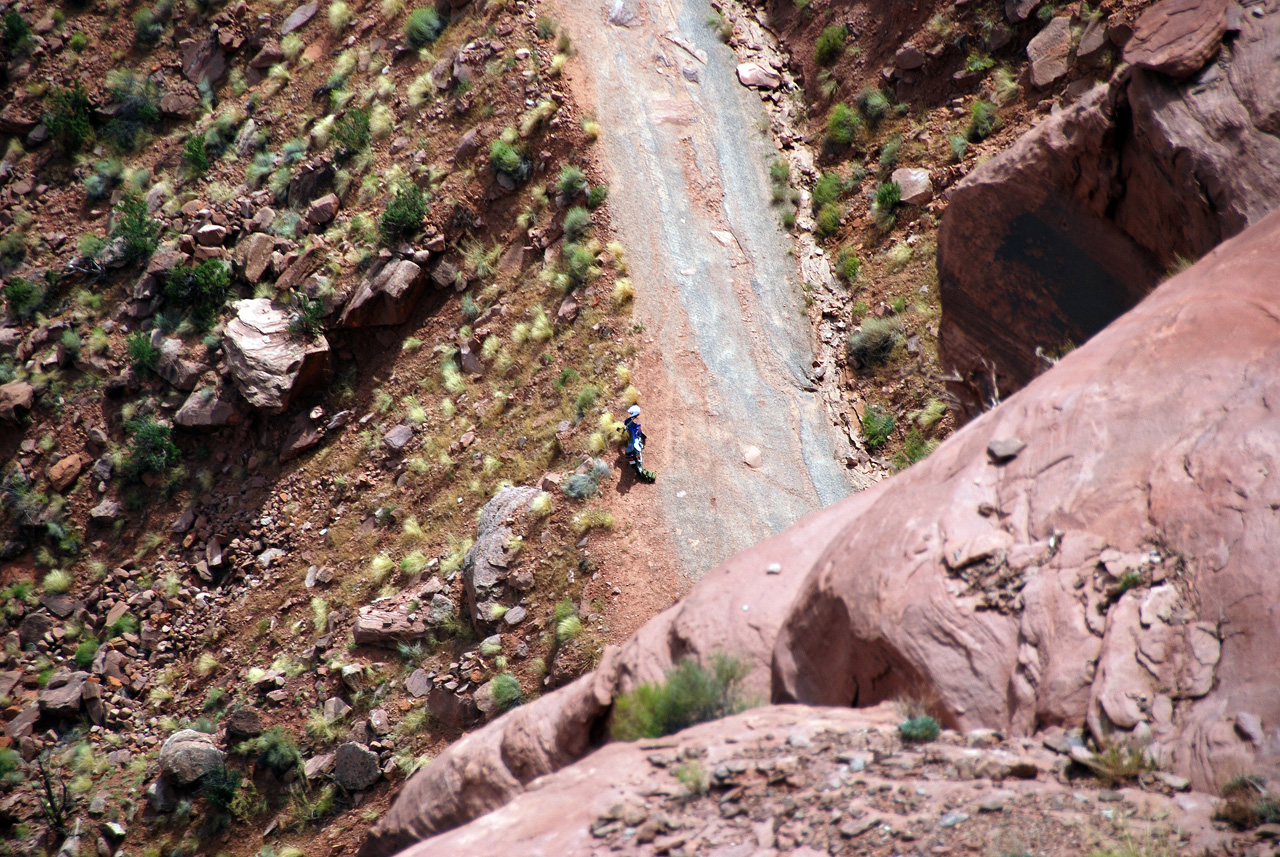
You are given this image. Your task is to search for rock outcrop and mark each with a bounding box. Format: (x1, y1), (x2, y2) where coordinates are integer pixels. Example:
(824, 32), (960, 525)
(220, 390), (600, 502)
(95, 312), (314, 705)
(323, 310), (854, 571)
(938, 0), (1280, 416)
(223, 299), (331, 414)
(338, 259), (428, 328)
(363, 208), (1280, 857)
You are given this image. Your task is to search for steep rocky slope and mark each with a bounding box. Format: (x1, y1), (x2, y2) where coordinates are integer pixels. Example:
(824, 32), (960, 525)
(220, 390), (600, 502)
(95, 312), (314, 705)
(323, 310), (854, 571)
(939, 0), (1280, 415)
(363, 206), (1280, 855)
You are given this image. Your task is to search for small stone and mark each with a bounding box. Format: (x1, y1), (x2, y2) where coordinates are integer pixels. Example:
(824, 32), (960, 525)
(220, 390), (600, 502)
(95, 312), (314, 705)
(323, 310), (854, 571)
(333, 742), (380, 791)
(323, 696), (352, 723)
(384, 424), (414, 451)
(503, 605), (527, 625)
(939, 810), (969, 828)
(742, 445), (762, 468)
(765, 562), (782, 574)
(986, 437), (1026, 462)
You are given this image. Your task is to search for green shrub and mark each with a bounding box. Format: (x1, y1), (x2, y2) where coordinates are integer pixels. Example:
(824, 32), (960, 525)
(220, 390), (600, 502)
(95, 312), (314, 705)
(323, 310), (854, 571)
(949, 134), (968, 162)
(379, 182), (429, 243)
(861, 405), (895, 450)
(857, 87), (890, 124)
(847, 317), (901, 369)
(575, 384), (599, 415)
(126, 331), (159, 370)
(563, 206), (592, 242)
(815, 203), (841, 238)
(42, 570), (73, 594)
(811, 171), (843, 212)
(73, 637), (100, 669)
(1217, 776), (1280, 829)
(769, 159), (790, 184)
(899, 715), (940, 743)
(836, 249), (860, 282)
(557, 164), (587, 198)
(586, 184), (609, 209)
(333, 107), (370, 158)
(44, 85), (93, 153)
(183, 135), (209, 175)
(202, 765), (241, 810)
(165, 260), (230, 329)
(875, 180), (901, 210)
(892, 429), (936, 469)
(111, 194), (160, 266)
(0, 232), (26, 269)
(826, 102), (860, 146)
(879, 134), (901, 171)
(404, 6), (444, 47)
(490, 673), (521, 712)
(966, 99), (1000, 142)
(124, 415), (180, 477)
(102, 72), (161, 152)
(3, 9), (31, 52)
(245, 727), (302, 777)
(4, 276), (43, 320)
(68, 31), (88, 52)
(814, 24), (847, 66)
(490, 139), (530, 183)
(563, 459), (610, 499)
(0, 748), (22, 788)
(289, 296), (326, 340)
(612, 654), (749, 740)
(132, 0), (171, 46)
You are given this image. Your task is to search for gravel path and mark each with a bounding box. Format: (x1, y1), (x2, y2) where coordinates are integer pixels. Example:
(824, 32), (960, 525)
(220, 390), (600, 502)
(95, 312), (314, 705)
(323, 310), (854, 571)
(557, 0), (854, 578)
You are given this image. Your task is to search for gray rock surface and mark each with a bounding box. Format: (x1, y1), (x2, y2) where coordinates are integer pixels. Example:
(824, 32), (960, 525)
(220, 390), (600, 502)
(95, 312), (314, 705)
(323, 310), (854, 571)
(159, 729), (225, 786)
(334, 742), (380, 791)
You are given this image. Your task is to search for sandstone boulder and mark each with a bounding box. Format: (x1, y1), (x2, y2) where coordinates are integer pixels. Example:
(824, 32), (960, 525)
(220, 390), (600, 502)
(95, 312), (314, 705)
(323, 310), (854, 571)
(38, 671), (89, 717)
(462, 487), (540, 629)
(338, 259), (427, 328)
(153, 335), (209, 391)
(1124, 0), (1228, 78)
(159, 730), (225, 786)
(0, 380), (34, 422)
(889, 168), (933, 206)
(223, 299), (331, 414)
(306, 193), (340, 225)
(238, 232), (277, 284)
(938, 2), (1280, 416)
(1026, 16), (1073, 88)
(89, 499), (124, 526)
(735, 62), (780, 89)
(175, 385), (244, 429)
(48, 454), (87, 492)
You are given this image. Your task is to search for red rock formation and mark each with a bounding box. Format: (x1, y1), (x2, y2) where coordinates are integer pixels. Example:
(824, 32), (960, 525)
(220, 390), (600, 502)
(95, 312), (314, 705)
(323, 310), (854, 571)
(364, 209), (1280, 856)
(938, 0), (1280, 416)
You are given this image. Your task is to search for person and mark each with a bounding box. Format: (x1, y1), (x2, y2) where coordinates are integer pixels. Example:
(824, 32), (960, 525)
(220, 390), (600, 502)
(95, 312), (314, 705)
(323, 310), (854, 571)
(622, 404), (656, 482)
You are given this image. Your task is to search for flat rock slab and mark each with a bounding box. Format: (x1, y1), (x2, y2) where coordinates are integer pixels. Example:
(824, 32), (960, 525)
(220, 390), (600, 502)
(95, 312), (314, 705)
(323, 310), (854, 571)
(1124, 0), (1228, 78)
(1027, 16), (1073, 88)
(736, 62), (780, 89)
(224, 299), (330, 414)
(281, 2), (318, 34)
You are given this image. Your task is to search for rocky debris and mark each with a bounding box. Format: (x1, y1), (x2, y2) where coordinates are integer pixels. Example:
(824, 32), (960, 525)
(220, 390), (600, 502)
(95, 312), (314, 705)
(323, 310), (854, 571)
(736, 62), (781, 89)
(889, 168), (933, 206)
(1026, 16), (1073, 88)
(182, 37), (228, 86)
(305, 753), (336, 780)
(47, 454), (87, 492)
(306, 193), (340, 226)
(223, 299), (331, 414)
(159, 730), (225, 786)
(462, 487), (540, 628)
(281, 1), (318, 34)
(338, 259), (427, 328)
(1124, 0), (1229, 78)
(939, 0), (1278, 415)
(0, 380), (34, 422)
(38, 671), (89, 718)
(1077, 14), (1109, 64)
(238, 232), (278, 284)
(405, 670), (432, 698)
(383, 424), (414, 451)
(88, 499), (124, 526)
(280, 410), (326, 461)
(334, 742), (381, 791)
(353, 594), (455, 647)
(175, 385), (244, 429)
(366, 212), (1280, 854)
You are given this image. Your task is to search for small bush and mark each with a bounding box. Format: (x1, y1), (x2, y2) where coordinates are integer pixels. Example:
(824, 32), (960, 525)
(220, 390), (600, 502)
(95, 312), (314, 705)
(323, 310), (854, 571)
(846, 317), (901, 369)
(1077, 744), (1155, 788)
(328, 0), (351, 33)
(815, 203), (842, 238)
(879, 134), (902, 171)
(45, 85), (93, 153)
(966, 100), (1000, 142)
(379, 183), (429, 243)
(892, 429), (936, 469)
(899, 716), (940, 743)
(133, 6), (165, 45)
(126, 331), (160, 370)
(73, 637), (100, 669)
(836, 249), (860, 282)
(675, 760), (708, 795)
(183, 135), (209, 175)
(563, 206), (592, 242)
(949, 134), (968, 162)
(875, 180), (901, 211)
(814, 24), (847, 66)
(586, 184), (609, 209)
(612, 654), (750, 740)
(112, 194), (160, 266)
(1217, 776), (1280, 829)
(811, 172), (843, 213)
(245, 727), (302, 777)
(333, 107), (371, 158)
(404, 6), (444, 47)
(165, 260), (230, 329)
(101, 72), (162, 153)
(202, 765), (241, 810)
(857, 88), (890, 124)
(861, 405), (895, 451)
(490, 138), (530, 183)
(4, 276), (43, 320)
(43, 569), (74, 594)
(124, 415), (180, 478)
(289, 296), (326, 340)
(490, 673), (521, 712)
(826, 102), (860, 146)
(571, 508), (614, 535)
(557, 164), (588, 198)
(563, 459), (610, 499)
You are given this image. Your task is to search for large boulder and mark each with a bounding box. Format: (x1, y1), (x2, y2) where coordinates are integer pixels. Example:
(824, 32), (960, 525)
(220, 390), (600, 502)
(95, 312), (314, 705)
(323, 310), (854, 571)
(338, 259), (427, 328)
(0, 380), (34, 422)
(461, 487), (540, 628)
(159, 729), (225, 786)
(364, 210), (1280, 856)
(1124, 0), (1229, 78)
(938, 1), (1280, 416)
(153, 334), (209, 392)
(223, 299), (331, 414)
(38, 671), (89, 717)
(174, 385), (244, 429)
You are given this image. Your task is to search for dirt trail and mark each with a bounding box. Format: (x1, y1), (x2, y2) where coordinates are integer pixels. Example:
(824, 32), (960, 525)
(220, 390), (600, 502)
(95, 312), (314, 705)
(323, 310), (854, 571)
(556, 0), (855, 578)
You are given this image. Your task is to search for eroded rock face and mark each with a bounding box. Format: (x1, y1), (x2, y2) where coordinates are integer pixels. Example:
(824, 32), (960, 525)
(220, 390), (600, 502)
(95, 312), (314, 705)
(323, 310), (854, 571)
(938, 1), (1280, 416)
(364, 211), (1280, 856)
(776, 210), (1280, 794)
(223, 299), (331, 414)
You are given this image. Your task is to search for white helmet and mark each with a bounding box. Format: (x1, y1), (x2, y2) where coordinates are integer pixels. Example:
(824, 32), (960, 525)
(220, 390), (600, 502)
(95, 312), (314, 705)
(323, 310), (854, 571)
(627, 405), (641, 418)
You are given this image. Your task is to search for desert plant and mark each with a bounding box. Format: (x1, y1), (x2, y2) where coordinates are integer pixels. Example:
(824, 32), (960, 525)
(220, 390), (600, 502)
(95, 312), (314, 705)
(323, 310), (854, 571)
(826, 102), (860, 146)
(3, 9), (32, 52)
(563, 459), (610, 499)
(288, 296), (326, 340)
(126, 331), (160, 370)
(333, 107), (371, 158)
(112, 193), (160, 266)
(816, 203), (842, 238)
(811, 171), (843, 212)
(42, 570), (73, 595)
(244, 726), (302, 777)
(563, 206), (592, 242)
(101, 71), (162, 153)
(4, 276), (43, 320)
(674, 760), (708, 795)
(44, 85), (93, 153)
(966, 99), (1000, 142)
(490, 672), (521, 712)
(379, 182), (428, 243)
(404, 6), (444, 47)
(73, 637), (100, 669)
(1216, 776), (1280, 829)
(857, 87), (890, 124)
(846, 317), (901, 369)
(182, 135), (209, 176)
(586, 184), (609, 209)
(861, 405), (895, 450)
(899, 715), (940, 743)
(1076, 744), (1155, 788)
(328, 0), (351, 33)
(124, 415), (180, 478)
(949, 134), (968, 162)
(892, 429), (936, 469)
(571, 509), (614, 534)
(814, 24), (847, 65)
(557, 164), (588, 198)
(612, 654), (750, 740)
(490, 138), (530, 184)
(836, 249), (860, 282)
(202, 765), (241, 811)
(165, 260), (230, 329)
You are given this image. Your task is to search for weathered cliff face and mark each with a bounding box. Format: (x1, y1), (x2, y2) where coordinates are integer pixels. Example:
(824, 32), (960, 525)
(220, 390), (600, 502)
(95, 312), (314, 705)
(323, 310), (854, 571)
(938, 0), (1280, 416)
(776, 206), (1280, 793)
(364, 207), (1280, 857)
